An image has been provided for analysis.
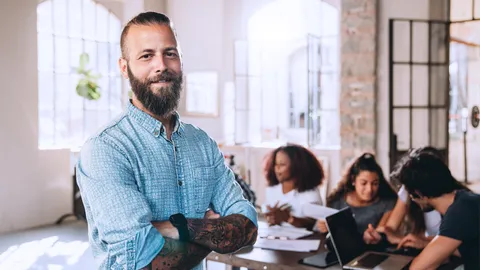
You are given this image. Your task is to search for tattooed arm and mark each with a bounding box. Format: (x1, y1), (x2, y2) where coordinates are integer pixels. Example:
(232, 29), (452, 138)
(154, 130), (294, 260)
(186, 214), (258, 254)
(152, 213), (257, 255)
(140, 238), (210, 270)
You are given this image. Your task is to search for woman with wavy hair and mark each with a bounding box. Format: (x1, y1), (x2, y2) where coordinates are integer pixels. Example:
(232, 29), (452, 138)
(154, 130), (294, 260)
(263, 144), (325, 229)
(318, 153), (397, 235)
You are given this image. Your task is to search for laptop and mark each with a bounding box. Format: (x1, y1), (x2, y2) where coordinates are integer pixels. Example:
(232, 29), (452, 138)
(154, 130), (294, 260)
(326, 207), (413, 270)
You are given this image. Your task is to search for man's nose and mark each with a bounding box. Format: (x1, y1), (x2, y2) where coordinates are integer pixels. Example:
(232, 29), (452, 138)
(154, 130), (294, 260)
(152, 55), (167, 73)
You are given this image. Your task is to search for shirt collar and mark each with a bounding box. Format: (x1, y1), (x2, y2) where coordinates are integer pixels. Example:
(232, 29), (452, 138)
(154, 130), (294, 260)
(127, 101), (185, 137)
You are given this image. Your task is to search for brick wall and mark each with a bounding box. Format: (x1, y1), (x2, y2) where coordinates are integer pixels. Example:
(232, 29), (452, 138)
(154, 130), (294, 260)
(340, 0), (378, 168)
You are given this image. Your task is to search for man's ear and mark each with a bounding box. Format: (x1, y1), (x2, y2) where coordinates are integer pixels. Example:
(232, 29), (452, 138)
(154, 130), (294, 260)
(118, 57), (129, 79)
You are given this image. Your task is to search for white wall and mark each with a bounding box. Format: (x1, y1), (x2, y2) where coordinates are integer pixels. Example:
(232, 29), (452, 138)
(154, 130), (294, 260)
(0, 0), (71, 234)
(165, 0), (226, 140)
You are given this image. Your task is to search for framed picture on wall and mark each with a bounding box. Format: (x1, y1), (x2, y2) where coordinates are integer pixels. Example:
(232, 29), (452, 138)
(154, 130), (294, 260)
(183, 71), (219, 117)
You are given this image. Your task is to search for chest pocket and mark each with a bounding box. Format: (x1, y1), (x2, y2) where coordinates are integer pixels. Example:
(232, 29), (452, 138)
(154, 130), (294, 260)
(192, 166), (218, 213)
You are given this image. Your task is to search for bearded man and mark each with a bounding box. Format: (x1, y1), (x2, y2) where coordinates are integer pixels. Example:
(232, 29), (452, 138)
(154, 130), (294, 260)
(76, 12), (257, 270)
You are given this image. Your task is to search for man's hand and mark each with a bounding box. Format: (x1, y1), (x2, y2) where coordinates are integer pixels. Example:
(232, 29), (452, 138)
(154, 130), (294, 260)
(363, 224), (382, 245)
(397, 233), (429, 249)
(204, 209), (220, 219)
(153, 221), (180, 240)
(377, 226), (404, 244)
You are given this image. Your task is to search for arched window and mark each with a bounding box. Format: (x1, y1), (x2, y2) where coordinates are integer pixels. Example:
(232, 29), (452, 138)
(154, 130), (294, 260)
(232, 0), (340, 147)
(37, 0), (123, 150)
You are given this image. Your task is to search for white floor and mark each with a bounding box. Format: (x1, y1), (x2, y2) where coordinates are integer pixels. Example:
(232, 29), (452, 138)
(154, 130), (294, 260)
(0, 221), (231, 270)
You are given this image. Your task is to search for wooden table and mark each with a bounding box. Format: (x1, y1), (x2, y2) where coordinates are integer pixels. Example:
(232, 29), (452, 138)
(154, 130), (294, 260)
(206, 238), (463, 270)
(206, 235), (341, 270)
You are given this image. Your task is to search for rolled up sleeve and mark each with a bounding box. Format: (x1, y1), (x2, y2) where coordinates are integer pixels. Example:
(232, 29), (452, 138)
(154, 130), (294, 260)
(77, 136), (164, 269)
(207, 139), (258, 228)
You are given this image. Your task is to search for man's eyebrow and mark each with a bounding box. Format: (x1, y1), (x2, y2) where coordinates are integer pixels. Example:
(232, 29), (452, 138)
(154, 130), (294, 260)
(164, 47), (178, 52)
(137, 49), (155, 56)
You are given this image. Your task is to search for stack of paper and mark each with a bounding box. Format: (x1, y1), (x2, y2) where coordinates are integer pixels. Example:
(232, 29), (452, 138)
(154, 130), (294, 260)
(257, 222), (313, 240)
(254, 238), (321, 252)
(301, 203), (339, 219)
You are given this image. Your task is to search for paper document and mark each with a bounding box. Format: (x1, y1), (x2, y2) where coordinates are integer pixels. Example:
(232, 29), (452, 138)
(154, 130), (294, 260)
(302, 203), (339, 219)
(258, 223), (313, 240)
(254, 239), (321, 252)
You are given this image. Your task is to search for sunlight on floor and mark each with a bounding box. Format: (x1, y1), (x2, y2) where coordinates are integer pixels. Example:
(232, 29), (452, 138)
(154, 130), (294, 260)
(0, 236), (89, 270)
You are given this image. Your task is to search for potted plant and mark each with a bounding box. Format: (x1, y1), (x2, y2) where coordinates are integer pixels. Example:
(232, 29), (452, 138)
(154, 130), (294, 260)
(75, 53), (101, 100)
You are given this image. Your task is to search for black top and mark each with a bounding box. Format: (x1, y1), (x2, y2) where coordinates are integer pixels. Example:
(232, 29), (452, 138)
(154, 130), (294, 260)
(439, 190), (480, 270)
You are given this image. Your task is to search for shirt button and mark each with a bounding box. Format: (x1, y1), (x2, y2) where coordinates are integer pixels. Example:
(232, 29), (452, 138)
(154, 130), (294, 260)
(178, 181), (183, 186)
(153, 131), (159, 136)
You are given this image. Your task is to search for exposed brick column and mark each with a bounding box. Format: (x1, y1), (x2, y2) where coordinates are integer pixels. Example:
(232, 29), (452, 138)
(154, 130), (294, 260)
(340, 0), (378, 168)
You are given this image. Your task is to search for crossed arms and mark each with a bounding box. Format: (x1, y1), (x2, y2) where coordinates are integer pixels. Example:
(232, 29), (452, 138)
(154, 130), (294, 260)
(77, 136), (258, 270)
(142, 214), (258, 269)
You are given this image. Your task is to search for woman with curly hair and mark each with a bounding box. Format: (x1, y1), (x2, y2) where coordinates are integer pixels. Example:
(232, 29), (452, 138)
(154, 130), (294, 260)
(317, 153), (397, 235)
(263, 144), (325, 229)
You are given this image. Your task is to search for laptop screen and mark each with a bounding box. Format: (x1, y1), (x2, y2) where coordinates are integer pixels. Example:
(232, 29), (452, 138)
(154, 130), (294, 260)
(326, 207), (366, 266)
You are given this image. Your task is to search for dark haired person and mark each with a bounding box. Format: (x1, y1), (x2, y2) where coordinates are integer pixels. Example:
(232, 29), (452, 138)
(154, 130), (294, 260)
(317, 153), (397, 236)
(391, 150), (479, 270)
(76, 12), (257, 270)
(369, 147), (454, 246)
(263, 144), (325, 229)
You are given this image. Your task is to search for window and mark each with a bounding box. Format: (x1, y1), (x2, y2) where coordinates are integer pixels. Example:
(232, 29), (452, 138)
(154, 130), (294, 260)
(230, 0), (340, 147)
(37, 0), (123, 150)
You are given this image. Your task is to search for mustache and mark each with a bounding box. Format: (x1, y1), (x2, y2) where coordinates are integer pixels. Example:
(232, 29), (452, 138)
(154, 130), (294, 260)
(147, 70), (178, 84)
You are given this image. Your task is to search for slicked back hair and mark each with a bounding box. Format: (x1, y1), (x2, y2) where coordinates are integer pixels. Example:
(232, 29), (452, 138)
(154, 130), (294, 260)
(120, 12), (174, 59)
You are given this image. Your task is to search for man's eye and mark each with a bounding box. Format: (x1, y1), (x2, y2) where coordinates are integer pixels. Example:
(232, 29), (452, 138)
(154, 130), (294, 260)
(166, 52), (177, 57)
(141, 54), (152, 59)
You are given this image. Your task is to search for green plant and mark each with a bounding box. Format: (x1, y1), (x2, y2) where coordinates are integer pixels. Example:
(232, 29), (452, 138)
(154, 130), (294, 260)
(75, 53), (101, 100)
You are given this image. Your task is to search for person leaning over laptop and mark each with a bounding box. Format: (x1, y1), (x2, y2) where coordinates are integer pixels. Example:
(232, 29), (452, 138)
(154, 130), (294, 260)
(385, 149), (479, 270)
(317, 153), (397, 235)
(365, 147), (470, 250)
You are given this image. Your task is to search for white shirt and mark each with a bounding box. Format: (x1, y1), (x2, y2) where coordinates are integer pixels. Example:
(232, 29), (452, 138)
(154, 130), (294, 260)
(264, 184), (323, 218)
(398, 185), (442, 236)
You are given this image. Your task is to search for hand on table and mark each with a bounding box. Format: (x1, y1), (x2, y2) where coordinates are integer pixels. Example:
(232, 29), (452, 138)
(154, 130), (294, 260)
(397, 233), (429, 250)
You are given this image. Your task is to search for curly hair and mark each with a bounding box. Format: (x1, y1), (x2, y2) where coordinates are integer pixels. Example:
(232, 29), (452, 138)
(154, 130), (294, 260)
(326, 153), (397, 206)
(265, 144), (324, 192)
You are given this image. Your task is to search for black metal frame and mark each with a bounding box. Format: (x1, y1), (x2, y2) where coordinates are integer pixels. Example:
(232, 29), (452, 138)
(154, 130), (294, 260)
(388, 18), (450, 171)
(389, 0), (480, 181)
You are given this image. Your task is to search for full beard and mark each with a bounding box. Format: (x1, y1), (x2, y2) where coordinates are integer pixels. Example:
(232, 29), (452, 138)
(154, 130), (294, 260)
(128, 66), (183, 118)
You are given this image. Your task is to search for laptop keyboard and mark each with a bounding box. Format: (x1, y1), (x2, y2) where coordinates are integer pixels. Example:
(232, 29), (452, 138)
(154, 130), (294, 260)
(355, 253), (389, 268)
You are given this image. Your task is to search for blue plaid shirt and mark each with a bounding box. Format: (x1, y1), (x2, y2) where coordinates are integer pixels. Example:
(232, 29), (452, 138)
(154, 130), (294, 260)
(76, 102), (258, 270)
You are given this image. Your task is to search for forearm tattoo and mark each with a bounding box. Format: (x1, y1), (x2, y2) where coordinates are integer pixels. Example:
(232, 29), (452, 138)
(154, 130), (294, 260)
(140, 238), (211, 270)
(186, 214), (258, 254)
